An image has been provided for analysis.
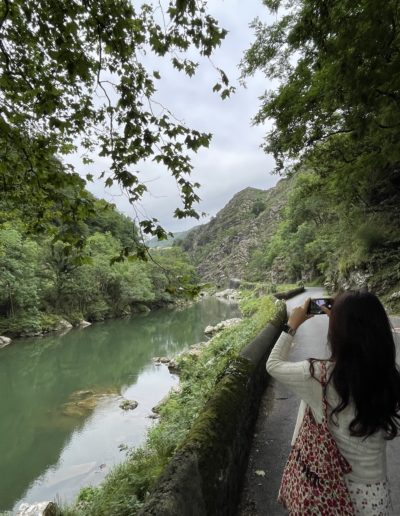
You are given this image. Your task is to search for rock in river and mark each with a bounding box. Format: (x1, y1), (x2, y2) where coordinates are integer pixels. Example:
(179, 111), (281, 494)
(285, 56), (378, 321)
(55, 318), (73, 331)
(78, 320), (92, 327)
(204, 318), (242, 335)
(17, 501), (59, 516)
(61, 388), (119, 417)
(119, 398), (138, 411)
(0, 335), (12, 349)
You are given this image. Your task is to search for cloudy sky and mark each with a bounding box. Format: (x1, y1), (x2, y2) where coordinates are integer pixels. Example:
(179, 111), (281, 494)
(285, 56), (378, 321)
(74, 1), (278, 233)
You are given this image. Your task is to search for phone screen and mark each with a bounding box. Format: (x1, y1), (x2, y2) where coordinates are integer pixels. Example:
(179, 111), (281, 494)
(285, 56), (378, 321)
(308, 298), (333, 315)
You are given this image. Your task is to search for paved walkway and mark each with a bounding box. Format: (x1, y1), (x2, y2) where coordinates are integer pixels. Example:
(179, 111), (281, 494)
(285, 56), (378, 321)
(238, 288), (400, 515)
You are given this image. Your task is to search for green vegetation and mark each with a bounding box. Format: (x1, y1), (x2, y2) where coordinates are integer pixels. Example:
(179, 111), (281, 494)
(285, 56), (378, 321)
(180, 181), (294, 284)
(147, 229), (196, 249)
(0, 1), (234, 247)
(62, 292), (279, 515)
(239, 281), (298, 297)
(0, 197), (198, 337)
(239, 0), (400, 309)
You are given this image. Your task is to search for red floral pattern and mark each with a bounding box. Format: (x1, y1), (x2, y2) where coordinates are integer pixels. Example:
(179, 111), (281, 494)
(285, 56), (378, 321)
(278, 361), (355, 515)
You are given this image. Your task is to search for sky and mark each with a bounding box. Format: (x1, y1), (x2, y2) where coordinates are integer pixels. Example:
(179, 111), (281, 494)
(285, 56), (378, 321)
(72, 1), (278, 233)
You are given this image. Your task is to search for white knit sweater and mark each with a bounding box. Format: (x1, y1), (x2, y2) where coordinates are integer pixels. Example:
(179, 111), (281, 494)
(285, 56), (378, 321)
(266, 331), (389, 483)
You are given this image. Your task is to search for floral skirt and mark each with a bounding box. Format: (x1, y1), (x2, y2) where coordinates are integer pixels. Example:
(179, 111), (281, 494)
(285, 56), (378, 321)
(345, 478), (392, 515)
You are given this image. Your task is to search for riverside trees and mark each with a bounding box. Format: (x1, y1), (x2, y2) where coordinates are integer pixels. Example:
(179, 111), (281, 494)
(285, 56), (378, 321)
(0, 201), (198, 335)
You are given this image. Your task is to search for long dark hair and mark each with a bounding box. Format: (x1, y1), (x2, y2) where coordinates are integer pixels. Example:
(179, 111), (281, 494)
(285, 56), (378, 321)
(320, 290), (400, 439)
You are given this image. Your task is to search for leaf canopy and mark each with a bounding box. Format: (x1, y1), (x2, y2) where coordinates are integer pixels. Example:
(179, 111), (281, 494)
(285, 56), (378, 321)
(0, 0), (233, 247)
(242, 0), (400, 175)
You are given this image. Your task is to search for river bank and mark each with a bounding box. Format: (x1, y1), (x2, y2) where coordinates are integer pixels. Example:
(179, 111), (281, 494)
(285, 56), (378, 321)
(0, 297), (239, 513)
(0, 295), (201, 346)
(60, 291), (279, 515)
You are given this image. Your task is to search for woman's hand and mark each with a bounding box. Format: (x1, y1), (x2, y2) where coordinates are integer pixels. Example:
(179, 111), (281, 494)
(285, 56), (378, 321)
(321, 304), (331, 317)
(287, 298), (314, 331)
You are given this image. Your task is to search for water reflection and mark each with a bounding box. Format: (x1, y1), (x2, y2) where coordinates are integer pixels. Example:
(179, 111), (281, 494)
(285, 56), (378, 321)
(0, 298), (239, 511)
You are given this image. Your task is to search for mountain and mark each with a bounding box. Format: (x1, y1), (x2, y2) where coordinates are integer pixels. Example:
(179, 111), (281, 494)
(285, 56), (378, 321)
(180, 178), (294, 285)
(147, 229), (196, 249)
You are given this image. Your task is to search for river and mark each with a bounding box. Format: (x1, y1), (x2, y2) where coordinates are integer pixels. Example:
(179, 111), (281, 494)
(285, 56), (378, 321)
(0, 297), (240, 513)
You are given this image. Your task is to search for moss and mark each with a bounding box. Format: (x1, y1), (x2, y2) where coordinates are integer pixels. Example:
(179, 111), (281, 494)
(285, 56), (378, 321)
(138, 337), (276, 515)
(184, 358), (253, 449)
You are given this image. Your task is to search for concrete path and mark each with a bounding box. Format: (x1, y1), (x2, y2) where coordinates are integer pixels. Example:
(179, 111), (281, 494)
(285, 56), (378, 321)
(238, 288), (400, 515)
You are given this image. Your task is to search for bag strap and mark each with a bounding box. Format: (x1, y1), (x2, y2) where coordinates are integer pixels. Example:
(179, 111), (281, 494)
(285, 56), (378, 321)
(320, 361), (329, 423)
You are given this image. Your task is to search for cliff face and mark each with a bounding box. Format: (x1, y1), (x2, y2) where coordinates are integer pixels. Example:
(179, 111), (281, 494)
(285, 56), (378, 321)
(181, 178), (293, 285)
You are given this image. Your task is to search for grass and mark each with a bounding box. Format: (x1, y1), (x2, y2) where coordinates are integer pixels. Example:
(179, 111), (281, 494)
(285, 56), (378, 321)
(62, 292), (279, 515)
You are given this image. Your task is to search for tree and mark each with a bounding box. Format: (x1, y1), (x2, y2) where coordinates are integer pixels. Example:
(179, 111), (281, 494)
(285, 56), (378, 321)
(0, 0), (233, 247)
(241, 0), (400, 285)
(241, 0), (400, 178)
(0, 227), (42, 331)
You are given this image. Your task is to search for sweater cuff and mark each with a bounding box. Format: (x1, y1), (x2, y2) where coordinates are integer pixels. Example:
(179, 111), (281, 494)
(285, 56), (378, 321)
(279, 330), (295, 344)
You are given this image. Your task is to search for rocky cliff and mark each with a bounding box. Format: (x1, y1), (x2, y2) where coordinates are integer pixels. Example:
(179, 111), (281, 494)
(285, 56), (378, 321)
(180, 178), (293, 285)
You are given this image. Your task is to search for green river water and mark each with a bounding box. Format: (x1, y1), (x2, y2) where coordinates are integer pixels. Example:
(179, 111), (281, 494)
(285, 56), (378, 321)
(0, 298), (240, 513)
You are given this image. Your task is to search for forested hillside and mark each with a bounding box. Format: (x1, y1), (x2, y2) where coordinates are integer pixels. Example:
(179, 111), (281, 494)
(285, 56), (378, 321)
(147, 229), (195, 249)
(238, 0), (400, 313)
(0, 187), (197, 338)
(253, 169), (400, 312)
(181, 168), (400, 313)
(180, 179), (293, 284)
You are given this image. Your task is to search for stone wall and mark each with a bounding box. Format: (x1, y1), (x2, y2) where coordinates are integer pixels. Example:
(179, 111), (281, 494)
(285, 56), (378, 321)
(274, 286), (305, 300)
(138, 304), (287, 516)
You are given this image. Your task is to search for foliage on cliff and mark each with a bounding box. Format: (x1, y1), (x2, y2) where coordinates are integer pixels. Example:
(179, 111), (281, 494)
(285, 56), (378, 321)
(238, 0), (400, 309)
(250, 170), (400, 309)
(180, 180), (294, 284)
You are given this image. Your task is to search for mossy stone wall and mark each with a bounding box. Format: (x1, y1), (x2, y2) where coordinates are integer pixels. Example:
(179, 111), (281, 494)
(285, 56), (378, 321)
(274, 286), (305, 300)
(138, 303), (287, 516)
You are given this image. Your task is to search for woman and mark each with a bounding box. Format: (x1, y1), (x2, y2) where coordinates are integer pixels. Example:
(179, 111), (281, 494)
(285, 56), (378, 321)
(266, 291), (400, 515)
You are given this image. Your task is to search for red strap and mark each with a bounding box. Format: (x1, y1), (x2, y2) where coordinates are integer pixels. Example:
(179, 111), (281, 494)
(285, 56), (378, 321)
(320, 361), (329, 423)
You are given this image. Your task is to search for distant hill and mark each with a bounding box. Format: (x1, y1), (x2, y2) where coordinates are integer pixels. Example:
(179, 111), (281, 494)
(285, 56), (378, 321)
(147, 229), (196, 249)
(179, 178), (294, 285)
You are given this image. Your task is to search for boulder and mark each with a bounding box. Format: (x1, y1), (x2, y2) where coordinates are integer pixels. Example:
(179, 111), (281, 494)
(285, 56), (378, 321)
(22, 331), (43, 338)
(229, 278), (242, 289)
(167, 359), (181, 374)
(62, 397), (98, 417)
(152, 385), (181, 414)
(0, 336), (12, 349)
(214, 288), (238, 300)
(55, 318), (73, 332)
(152, 356), (172, 365)
(136, 304), (151, 313)
(119, 399), (138, 411)
(79, 320), (92, 328)
(204, 318), (242, 336)
(61, 388), (119, 417)
(17, 501), (59, 516)
(69, 390), (94, 401)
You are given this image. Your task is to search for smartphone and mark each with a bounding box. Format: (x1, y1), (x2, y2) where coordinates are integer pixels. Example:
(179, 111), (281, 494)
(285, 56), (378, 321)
(308, 298), (334, 315)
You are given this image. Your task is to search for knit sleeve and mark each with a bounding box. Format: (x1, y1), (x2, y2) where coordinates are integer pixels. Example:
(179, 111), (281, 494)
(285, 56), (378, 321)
(266, 331), (324, 418)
